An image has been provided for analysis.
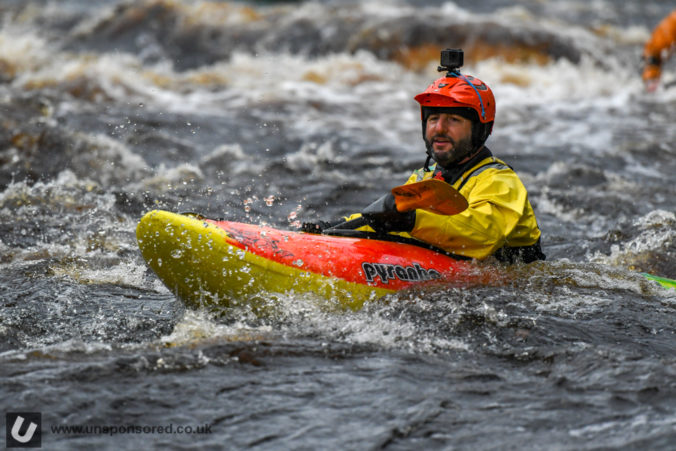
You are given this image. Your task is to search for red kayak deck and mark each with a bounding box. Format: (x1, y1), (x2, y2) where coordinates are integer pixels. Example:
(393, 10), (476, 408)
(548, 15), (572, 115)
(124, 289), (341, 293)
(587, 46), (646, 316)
(209, 219), (481, 290)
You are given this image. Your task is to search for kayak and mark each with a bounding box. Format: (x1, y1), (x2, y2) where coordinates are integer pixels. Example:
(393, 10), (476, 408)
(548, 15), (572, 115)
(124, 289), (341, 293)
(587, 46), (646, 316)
(135, 210), (491, 311)
(641, 272), (676, 290)
(136, 210), (676, 312)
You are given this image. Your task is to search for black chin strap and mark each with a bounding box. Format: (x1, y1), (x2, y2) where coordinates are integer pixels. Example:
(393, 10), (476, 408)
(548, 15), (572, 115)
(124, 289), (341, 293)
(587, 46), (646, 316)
(423, 149), (433, 172)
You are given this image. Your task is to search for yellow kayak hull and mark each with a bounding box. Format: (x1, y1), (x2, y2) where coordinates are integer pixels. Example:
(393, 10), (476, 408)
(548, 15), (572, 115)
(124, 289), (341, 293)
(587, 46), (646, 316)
(136, 210), (395, 311)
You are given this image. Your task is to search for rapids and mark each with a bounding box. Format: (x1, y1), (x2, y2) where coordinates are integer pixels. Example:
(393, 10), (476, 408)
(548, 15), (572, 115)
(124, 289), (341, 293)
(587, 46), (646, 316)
(1, 0), (675, 449)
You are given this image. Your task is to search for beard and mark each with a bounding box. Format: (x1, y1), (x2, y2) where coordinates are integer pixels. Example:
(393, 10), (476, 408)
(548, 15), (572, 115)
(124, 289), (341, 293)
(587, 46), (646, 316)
(425, 134), (475, 168)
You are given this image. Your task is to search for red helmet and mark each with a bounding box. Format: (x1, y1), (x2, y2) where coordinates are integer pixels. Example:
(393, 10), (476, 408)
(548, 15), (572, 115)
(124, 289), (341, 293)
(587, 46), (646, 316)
(414, 73), (495, 162)
(414, 74), (496, 124)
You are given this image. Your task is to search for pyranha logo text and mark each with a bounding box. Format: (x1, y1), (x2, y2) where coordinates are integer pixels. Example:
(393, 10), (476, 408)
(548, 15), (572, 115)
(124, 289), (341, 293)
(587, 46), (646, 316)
(362, 262), (441, 284)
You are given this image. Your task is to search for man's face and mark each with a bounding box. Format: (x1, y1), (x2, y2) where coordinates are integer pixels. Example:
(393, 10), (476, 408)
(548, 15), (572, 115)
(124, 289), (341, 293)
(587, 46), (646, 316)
(424, 112), (474, 167)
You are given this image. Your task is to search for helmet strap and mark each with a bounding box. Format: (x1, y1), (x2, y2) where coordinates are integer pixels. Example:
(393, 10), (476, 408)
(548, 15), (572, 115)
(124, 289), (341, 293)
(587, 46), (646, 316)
(423, 149), (433, 172)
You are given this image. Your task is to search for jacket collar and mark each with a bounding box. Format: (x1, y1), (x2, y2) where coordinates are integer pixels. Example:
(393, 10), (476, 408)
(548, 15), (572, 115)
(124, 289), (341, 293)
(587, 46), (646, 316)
(434, 147), (493, 185)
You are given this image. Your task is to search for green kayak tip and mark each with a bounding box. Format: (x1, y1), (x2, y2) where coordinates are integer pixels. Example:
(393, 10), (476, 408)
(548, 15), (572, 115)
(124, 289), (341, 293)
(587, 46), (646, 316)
(642, 273), (676, 290)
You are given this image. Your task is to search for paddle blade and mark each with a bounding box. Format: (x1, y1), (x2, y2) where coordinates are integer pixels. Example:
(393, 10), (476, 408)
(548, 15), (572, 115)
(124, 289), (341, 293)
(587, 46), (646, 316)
(391, 179), (468, 215)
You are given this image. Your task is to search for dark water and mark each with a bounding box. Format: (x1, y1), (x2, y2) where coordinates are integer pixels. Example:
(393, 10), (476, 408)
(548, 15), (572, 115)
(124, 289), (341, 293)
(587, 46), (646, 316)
(1, 0), (675, 449)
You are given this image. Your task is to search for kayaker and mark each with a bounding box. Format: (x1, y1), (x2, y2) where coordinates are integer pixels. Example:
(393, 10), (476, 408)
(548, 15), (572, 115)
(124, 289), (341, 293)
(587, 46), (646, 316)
(303, 49), (545, 264)
(642, 9), (676, 92)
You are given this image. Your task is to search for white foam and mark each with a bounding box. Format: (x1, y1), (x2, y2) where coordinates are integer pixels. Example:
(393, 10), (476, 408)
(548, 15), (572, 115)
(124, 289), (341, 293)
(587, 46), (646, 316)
(159, 310), (275, 348)
(590, 210), (676, 266)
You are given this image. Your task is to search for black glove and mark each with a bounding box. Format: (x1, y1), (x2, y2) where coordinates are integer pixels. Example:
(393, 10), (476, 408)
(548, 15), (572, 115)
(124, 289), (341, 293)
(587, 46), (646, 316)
(300, 220), (336, 234)
(362, 193), (416, 233)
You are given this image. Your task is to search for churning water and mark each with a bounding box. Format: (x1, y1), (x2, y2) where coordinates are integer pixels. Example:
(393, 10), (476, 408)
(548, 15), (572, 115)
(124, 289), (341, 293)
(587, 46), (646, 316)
(1, 0), (675, 449)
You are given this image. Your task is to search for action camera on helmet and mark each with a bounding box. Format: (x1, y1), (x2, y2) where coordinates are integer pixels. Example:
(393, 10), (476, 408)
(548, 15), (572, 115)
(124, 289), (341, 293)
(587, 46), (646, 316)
(438, 48), (464, 73)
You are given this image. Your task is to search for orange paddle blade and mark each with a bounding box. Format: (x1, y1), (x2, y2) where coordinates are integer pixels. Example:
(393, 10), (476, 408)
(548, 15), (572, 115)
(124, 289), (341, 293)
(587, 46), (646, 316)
(391, 179), (468, 215)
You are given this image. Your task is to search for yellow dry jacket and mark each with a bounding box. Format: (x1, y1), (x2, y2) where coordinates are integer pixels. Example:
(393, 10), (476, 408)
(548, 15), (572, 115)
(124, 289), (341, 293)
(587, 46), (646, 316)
(348, 152), (542, 261)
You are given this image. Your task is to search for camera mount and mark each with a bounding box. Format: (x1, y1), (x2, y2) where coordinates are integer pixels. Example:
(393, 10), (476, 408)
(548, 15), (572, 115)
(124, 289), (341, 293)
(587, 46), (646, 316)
(437, 48), (464, 75)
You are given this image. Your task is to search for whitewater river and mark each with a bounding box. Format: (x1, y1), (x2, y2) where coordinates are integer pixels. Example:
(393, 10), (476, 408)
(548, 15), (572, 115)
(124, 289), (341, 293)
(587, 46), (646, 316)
(1, 0), (675, 449)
